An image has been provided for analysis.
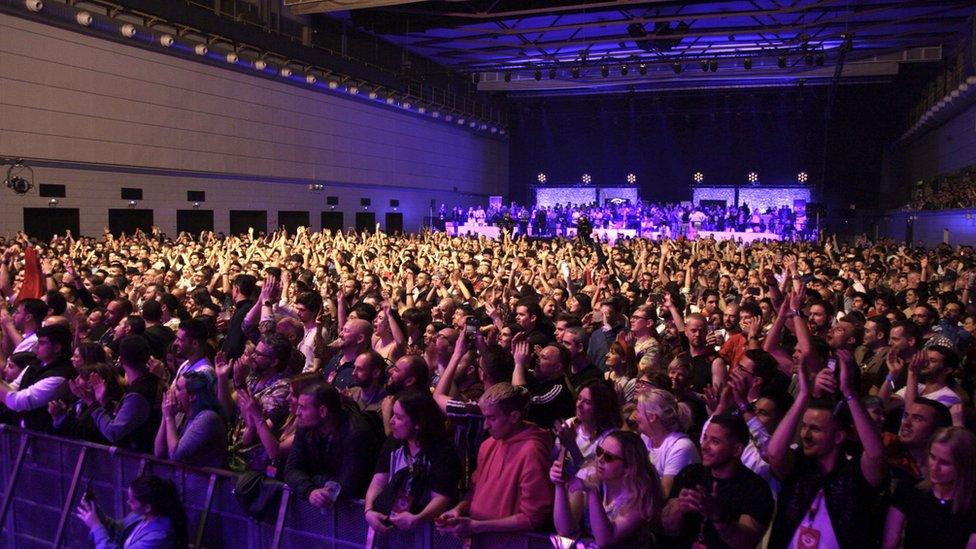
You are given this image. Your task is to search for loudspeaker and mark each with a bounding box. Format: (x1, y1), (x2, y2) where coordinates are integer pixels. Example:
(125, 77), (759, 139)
(390, 199), (399, 207)
(326, 196), (339, 206)
(121, 188), (143, 200)
(187, 190), (205, 202)
(361, 198), (371, 207)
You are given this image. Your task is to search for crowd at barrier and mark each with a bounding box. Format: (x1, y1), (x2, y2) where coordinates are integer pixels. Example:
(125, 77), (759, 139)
(442, 200), (811, 240)
(1, 225), (975, 548)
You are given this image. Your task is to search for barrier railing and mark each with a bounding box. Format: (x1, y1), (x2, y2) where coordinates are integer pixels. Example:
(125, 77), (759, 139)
(0, 426), (553, 548)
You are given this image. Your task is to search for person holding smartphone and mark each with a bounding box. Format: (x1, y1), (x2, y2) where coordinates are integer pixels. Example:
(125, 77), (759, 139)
(552, 430), (663, 547)
(75, 474), (188, 549)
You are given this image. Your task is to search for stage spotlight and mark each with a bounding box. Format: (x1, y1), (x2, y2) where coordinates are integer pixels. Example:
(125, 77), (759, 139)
(778, 55), (787, 68)
(672, 62), (682, 74)
(709, 60), (718, 72)
(534, 69), (541, 81)
(815, 53), (824, 66)
(160, 34), (174, 47)
(387, 95), (396, 105)
(549, 68), (557, 79)
(402, 100), (411, 109)
(120, 24), (137, 38)
(747, 171), (759, 184)
(254, 59), (267, 70)
(571, 67), (581, 78)
(457, 118), (465, 125)
(601, 65), (609, 78)
(306, 74), (317, 85)
(25, 0), (42, 12)
(693, 172), (704, 183)
(582, 173), (592, 184)
(626, 173), (636, 184)
(797, 172), (808, 183)
(417, 105), (426, 113)
(638, 63), (647, 76)
(700, 60), (708, 72)
(195, 44), (208, 56)
(225, 52), (238, 64)
(328, 80), (339, 90)
(280, 67), (292, 77)
(744, 58), (752, 70)
(620, 65), (628, 76)
(76, 11), (92, 26)
(368, 90), (378, 99)
(537, 173), (547, 183)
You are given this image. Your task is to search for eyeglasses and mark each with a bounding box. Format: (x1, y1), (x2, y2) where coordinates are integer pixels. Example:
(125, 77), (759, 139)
(595, 446), (623, 463)
(630, 315), (647, 321)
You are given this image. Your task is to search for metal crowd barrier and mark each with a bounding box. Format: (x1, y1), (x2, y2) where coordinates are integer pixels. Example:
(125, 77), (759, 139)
(0, 426), (553, 548)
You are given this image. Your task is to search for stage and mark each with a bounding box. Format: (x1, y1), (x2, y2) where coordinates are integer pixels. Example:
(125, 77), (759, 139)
(444, 223), (782, 244)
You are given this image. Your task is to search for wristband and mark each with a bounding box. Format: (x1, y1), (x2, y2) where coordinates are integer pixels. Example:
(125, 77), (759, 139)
(884, 373), (895, 383)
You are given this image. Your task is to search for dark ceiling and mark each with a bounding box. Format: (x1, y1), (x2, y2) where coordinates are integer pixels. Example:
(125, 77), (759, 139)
(302, 0), (974, 92)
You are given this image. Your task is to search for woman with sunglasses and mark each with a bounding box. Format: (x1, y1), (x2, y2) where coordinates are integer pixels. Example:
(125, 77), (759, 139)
(551, 430), (663, 547)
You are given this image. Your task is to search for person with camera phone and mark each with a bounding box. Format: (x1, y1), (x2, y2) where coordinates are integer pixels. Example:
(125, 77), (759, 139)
(75, 475), (188, 549)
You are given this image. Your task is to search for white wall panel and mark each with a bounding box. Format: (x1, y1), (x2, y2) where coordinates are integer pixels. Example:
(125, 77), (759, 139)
(0, 13), (507, 235)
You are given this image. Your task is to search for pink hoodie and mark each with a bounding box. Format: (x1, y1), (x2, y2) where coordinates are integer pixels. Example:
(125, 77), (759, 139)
(469, 424), (554, 530)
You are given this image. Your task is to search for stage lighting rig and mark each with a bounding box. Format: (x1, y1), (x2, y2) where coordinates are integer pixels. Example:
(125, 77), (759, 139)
(4, 159), (34, 195)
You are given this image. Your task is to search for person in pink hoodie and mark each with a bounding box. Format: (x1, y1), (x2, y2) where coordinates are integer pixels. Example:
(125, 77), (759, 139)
(436, 383), (554, 539)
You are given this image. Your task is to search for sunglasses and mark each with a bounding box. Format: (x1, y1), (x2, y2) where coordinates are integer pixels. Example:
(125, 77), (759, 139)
(595, 446), (624, 463)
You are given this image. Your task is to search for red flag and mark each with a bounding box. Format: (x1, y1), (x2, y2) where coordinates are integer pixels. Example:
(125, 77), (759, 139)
(15, 247), (44, 302)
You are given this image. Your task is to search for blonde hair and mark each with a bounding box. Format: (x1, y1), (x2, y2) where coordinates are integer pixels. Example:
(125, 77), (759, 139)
(637, 388), (683, 433)
(606, 430), (664, 523)
(923, 427), (976, 515)
(478, 382), (529, 416)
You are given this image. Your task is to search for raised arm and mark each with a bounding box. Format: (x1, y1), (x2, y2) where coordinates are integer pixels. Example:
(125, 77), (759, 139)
(838, 350), (886, 487)
(768, 356), (810, 479)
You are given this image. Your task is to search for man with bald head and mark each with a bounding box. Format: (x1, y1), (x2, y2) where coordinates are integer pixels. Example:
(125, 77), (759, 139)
(512, 335), (575, 427)
(323, 318), (373, 390)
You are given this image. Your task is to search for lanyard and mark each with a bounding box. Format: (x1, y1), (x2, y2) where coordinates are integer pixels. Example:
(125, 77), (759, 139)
(804, 491), (824, 526)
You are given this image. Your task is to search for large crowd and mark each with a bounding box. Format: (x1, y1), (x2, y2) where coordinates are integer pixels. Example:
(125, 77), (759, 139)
(1, 225), (975, 548)
(447, 201), (808, 239)
(908, 164), (976, 211)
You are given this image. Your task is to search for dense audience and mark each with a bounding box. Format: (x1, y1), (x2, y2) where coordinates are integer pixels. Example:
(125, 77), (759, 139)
(908, 164), (976, 211)
(2, 224), (976, 547)
(446, 200), (809, 239)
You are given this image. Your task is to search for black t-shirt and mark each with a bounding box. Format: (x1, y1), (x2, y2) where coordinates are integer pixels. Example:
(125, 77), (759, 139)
(526, 375), (576, 428)
(769, 451), (885, 549)
(373, 436), (461, 514)
(689, 353), (716, 393)
(892, 482), (976, 549)
(667, 463), (775, 549)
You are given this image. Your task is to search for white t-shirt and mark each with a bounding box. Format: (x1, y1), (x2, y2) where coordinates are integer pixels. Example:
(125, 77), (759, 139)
(895, 384), (962, 408)
(642, 431), (700, 477)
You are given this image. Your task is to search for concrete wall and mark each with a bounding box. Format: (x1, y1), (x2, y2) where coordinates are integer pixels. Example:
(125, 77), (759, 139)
(0, 13), (508, 236)
(877, 209), (976, 247)
(883, 100), (976, 205)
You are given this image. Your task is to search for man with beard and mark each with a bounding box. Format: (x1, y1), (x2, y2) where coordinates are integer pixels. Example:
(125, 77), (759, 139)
(857, 316), (890, 394)
(662, 413), (775, 548)
(380, 355), (429, 434)
(884, 398), (951, 484)
(512, 335), (575, 429)
(345, 351), (387, 414)
(285, 383), (379, 506)
(172, 318), (214, 380)
(768, 350), (887, 548)
(322, 318), (372, 391)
